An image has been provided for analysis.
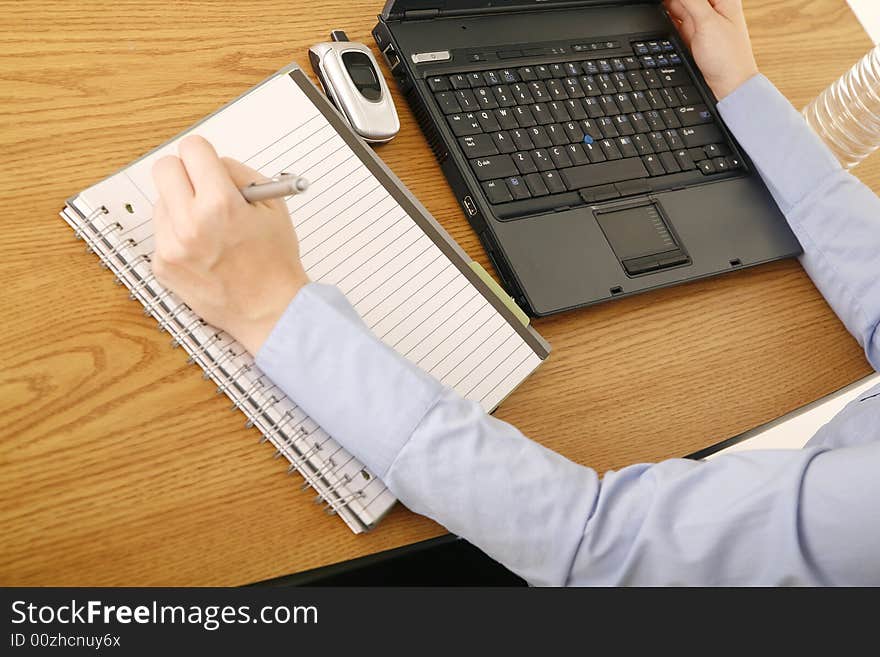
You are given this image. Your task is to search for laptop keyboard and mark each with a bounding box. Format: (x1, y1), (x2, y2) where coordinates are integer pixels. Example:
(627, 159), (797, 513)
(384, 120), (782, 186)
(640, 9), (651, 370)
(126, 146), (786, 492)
(427, 38), (742, 214)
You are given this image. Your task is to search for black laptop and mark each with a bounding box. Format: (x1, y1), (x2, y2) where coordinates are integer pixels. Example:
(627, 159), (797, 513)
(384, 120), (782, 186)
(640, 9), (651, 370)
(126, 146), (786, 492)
(373, 1), (801, 316)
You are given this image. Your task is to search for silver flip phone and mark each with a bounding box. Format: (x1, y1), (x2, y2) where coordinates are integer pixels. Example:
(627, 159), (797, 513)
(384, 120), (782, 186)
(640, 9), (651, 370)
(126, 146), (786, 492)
(309, 30), (400, 144)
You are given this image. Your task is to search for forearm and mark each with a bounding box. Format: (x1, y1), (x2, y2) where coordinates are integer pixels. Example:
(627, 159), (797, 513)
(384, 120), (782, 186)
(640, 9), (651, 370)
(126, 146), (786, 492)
(256, 283), (599, 586)
(256, 283), (880, 586)
(718, 74), (880, 369)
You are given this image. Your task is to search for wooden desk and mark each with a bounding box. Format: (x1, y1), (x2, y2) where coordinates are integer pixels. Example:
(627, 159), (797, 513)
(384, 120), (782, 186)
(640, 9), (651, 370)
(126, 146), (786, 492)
(1, 0), (875, 585)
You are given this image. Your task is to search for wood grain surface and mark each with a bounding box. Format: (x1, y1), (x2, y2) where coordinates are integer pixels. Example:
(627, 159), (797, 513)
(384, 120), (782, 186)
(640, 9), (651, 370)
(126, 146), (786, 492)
(0, 0), (876, 585)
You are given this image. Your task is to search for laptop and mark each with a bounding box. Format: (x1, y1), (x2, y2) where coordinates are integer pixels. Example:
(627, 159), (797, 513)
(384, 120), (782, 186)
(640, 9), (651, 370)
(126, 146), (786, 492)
(373, 1), (801, 317)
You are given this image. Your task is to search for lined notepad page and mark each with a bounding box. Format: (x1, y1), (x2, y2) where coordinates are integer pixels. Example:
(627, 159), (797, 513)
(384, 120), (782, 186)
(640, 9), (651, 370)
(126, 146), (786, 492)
(75, 71), (543, 530)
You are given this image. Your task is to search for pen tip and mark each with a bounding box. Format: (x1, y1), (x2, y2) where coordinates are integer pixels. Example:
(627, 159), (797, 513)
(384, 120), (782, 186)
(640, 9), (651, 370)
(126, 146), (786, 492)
(295, 178), (309, 192)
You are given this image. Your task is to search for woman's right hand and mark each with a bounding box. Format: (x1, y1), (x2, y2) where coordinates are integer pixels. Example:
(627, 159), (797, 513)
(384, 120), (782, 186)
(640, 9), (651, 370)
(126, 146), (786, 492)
(663, 0), (759, 100)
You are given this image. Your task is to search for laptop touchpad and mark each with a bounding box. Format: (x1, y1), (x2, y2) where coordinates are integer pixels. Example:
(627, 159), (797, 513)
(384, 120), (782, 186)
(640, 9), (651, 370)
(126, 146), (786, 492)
(594, 202), (690, 276)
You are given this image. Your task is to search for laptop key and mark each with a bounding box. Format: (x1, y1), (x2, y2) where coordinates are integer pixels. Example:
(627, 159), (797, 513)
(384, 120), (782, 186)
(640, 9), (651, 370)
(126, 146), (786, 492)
(472, 154), (519, 181)
(534, 65), (552, 79)
(598, 117), (618, 138)
(542, 170), (567, 194)
(513, 106), (537, 128)
(524, 172), (550, 196)
(510, 129), (535, 151)
(528, 81), (550, 101)
(704, 143), (730, 157)
(506, 175), (531, 200)
(659, 151), (681, 173)
(483, 179), (513, 204)
(492, 131), (517, 154)
(565, 99), (588, 120)
(642, 154), (666, 176)
(631, 112), (650, 133)
(513, 151), (538, 174)
(511, 83), (534, 104)
(678, 104), (713, 127)
(600, 138), (623, 160)
(658, 67), (689, 86)
(583, 142), (607, 163)
(531, 103), (553, 125)
(531, 148), (555, 171)
(483, 71), (502, 86)
(697, 159), (716, 175)
(580, 75), (600, 96)
(529, 126), (552, 148)
(648, 131), (669, 152)
(499, 68), (520, 83)
(627, 70), (648, 91)
(428, 76), (450, 92)
(566, 143), (590, 165)
(447, 113), (482, 136)
(660, 108), (681, 128)
(546, 79), (568, 100)
(681, 124), (724, 148)
(560, 157), (648, 189)
(455, 89), (479, 112)
(495, 107), (518, 130)
(675, 85), (700, 104)
(475, 88), (499, 109)
(493, 85), (516, 108)
(476, 110), (501, 132)
(545, 101), (569, 123)
(614, 114), (635, 136)
(549, 145), (573, 168)
(563, 121), (585, 143)
(674, 149), (696, 170)
(460, 134), (498, 158)
(632, 133), (654, 155)
(583, 97), (603, 118)
(546, 123), (568, 146)
(663, 128), (683, 150)
(612, 72), (632, 92)
(616, 93), (636, 114)
(617, 136), (639, 158)
(450, 74), (470, 89)
(435, 92), (462, 114)
(517, 66), (537, 81)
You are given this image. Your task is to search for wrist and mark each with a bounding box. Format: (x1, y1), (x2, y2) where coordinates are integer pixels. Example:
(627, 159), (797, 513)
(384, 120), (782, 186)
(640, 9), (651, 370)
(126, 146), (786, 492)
(237, 274), (309, 354)
(710, 67), (760, 102)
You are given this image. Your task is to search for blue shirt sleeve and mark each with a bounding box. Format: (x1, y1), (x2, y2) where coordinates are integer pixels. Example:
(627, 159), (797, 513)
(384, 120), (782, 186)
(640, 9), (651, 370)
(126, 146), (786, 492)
(255, 75), (880, 586)
(717, 74), (880, 370)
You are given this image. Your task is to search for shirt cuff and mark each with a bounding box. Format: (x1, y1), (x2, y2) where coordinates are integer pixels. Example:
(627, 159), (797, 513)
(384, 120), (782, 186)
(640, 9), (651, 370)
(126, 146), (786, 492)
(717, 73), (843, 213)
(255, 282), (444, 478)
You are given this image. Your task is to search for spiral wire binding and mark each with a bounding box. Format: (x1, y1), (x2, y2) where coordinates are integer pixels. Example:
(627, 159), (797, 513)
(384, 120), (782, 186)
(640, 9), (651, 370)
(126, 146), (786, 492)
(66, 200), (373, 532)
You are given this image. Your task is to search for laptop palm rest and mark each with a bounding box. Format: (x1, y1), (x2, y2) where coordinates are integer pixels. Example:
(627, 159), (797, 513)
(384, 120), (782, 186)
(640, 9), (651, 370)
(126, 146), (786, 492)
(594, 201), (691, 277)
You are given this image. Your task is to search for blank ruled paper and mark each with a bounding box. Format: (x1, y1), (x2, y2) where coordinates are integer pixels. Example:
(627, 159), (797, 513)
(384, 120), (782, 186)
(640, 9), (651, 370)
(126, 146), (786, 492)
(72, 67), (546, 532)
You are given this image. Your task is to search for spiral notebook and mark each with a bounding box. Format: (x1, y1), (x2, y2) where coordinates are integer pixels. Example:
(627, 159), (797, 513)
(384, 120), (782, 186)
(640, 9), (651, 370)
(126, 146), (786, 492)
(60, 63), (550, 533)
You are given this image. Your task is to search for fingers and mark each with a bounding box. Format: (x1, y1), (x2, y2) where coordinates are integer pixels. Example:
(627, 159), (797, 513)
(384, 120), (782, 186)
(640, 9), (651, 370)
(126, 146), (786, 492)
(220, 157), (269, 188)
(664, 0), (689, 22)
(665, 0), (697, 47)
(177, 134), (238, 199)
(222, 157), (289, 214)
(678, 0), (718, 23)
(152, 154), (193, 211)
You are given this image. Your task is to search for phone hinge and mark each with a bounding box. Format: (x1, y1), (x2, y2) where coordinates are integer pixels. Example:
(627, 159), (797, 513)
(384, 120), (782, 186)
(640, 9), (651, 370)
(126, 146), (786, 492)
(403, 9), (441, 20)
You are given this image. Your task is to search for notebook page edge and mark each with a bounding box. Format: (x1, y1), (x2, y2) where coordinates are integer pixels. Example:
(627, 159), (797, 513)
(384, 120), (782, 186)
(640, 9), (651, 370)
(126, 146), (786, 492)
(286, 69), (552, 361)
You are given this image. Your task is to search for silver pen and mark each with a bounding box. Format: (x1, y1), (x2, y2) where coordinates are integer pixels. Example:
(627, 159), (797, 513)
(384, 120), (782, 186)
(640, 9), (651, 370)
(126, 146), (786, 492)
(240, 173), (309, 203)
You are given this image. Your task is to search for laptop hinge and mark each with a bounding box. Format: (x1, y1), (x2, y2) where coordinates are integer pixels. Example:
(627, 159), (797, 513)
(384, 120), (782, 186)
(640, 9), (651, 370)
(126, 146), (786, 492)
(403, 9), (441, 20)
